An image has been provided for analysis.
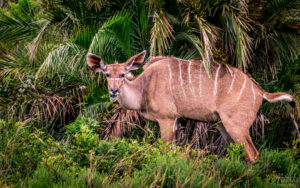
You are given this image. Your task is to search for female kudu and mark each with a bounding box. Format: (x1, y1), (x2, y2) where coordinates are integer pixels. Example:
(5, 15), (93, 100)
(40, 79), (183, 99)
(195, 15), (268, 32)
(87, 51), (295, 163)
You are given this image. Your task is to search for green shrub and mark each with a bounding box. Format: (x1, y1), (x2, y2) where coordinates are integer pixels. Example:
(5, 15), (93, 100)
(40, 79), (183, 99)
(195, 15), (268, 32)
(120, 149), (219, 188)
(0, 119), (47, 185)
(44, 117), (172, 180)
(66, 117), (99, 149)
(1, 117), (300, 187)
(216, 159), (251, 186)
(259, 149), (296, 176)
(66, 117), (99, 136)
(27, 165), (108, 188)
(227, 143), (246, 161)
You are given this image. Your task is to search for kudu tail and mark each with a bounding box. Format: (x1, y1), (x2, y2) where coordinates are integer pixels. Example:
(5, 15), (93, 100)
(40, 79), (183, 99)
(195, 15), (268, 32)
(263, 92), (295, 107)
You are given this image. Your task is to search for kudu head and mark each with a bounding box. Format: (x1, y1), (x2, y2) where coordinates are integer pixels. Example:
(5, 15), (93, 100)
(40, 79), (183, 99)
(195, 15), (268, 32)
(87, 51), (146, 102)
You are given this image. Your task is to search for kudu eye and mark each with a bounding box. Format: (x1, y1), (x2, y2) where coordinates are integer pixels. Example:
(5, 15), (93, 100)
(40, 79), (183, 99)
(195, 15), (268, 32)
(105, 73), (110, 77)
(120, 74), (125, 78)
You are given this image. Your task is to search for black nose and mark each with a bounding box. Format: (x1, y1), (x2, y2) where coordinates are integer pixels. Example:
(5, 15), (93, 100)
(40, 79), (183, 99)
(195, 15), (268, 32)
(111, 88), (118, 94)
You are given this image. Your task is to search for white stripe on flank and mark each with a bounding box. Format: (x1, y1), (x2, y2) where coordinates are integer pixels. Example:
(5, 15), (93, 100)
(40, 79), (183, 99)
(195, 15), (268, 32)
(228, 73), (236, 93)
(199, 63), (202, 96)
(213, 64), (221, 96)
(168, 60), (172, 87)
(173, 118), (178, 132)
(237, 76), (247, 101)
(178, 60), (186, 97)
(168, 61), (177, 114)
(188, 61), (195, 96)
(251, 82), (256, 106)
(167, 60), (174, 98)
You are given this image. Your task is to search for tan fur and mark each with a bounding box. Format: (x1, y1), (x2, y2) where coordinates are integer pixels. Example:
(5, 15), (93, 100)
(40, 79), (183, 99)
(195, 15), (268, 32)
(143, 56), (169, 69)
(87, 53), (295, 164)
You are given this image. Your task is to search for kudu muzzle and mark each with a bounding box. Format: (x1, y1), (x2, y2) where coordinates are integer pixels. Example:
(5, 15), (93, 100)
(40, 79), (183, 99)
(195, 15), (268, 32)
(109, 88), (119, 102)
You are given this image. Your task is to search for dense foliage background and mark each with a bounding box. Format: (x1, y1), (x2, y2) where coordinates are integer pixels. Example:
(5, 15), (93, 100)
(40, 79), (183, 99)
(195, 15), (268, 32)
(0, 0), (299, 187)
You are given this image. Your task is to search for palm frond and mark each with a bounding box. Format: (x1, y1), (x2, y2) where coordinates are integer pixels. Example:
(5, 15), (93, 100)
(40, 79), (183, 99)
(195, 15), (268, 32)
(0, 10), (41, 43)
(262, 0), (300, 32)
(234, 22), (252, 71)
(174, 29), (214, 76)
(195, 16), (219, 76)
(221, 13), (252, 71)
(35, 43), (90, 85)
(169, 42), (199, 60)
(80, 102), (108, 119)
(128, 0), (150, 52)
(0, 45), (35, 79)
(176, 1), (218, 75)
(88, 12), (132, 62)
(270, 33), (300, 66)
(175, 32), (203, 56)
(28, 21), (51, 62)
(85, 0), (109, 11)
(250, 0), (300, 77)
(150, 11), (175, 56)
(72, 26), (98, 50)
(39, 0), (104, 35)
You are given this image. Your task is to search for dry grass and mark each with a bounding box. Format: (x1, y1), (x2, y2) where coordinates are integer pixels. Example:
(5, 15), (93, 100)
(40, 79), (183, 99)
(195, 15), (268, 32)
(1, 85), (85, 127)
(100, 104), (145, 138)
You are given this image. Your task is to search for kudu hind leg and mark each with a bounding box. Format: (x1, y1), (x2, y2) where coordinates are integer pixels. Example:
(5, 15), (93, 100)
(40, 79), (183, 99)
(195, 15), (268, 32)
(246, 133), (259, 160)
(220, 114), (259, 163)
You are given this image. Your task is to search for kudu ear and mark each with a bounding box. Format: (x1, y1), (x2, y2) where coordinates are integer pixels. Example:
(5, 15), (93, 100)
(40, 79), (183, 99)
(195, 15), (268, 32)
(87, 53), (107, 72)
(125, 50), (146, 72)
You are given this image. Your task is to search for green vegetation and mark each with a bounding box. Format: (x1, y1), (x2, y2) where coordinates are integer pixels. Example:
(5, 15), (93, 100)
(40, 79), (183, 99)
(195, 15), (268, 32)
(0, 0), (299, 187)
(1, 118), (299, 187)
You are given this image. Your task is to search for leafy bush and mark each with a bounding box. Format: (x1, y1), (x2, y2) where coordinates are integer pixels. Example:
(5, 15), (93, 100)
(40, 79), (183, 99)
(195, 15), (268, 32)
(27, 166), (107, 188)
(1, 117), (299, 187)
(66, 117), (99, 148)
(258, 149), (299, 177)
(0, 119), (47, 184)
(41, 117), (172, 179)
(226, 143), (246, 161)
(121, 153), (213, 187)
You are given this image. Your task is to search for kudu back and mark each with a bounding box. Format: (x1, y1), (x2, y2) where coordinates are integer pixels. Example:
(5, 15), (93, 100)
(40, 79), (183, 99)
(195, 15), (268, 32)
(87, 51), (295, 163)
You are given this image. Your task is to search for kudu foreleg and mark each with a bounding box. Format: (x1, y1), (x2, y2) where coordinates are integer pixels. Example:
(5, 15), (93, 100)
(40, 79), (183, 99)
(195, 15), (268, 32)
(158, 118), (177, 144)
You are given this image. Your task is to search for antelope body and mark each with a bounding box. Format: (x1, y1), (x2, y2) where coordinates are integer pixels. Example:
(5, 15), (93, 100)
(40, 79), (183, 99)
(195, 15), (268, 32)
(87, 51), (295, 163)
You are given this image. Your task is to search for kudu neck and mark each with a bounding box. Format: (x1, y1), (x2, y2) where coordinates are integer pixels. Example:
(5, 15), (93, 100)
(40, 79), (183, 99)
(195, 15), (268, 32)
(118, 76), (143, 110)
